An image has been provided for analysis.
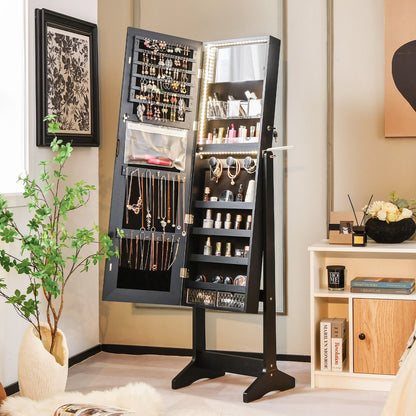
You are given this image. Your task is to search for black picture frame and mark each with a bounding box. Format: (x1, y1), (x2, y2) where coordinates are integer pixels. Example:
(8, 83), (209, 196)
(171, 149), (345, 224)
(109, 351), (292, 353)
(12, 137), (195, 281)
(35, 9), (99, 147)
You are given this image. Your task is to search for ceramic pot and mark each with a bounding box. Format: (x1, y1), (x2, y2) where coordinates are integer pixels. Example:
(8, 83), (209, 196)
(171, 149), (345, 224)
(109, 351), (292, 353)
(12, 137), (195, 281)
(18, 323), (68, 400)
(365, 217), (416, 244)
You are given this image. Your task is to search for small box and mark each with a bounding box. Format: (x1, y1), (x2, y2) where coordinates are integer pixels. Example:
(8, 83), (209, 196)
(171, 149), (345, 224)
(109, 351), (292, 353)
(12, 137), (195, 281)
(329, 211), (355, 245)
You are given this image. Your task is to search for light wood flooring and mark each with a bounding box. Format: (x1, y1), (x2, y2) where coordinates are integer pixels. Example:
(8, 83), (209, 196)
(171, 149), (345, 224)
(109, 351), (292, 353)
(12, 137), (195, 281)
(66, 352), (388, 416)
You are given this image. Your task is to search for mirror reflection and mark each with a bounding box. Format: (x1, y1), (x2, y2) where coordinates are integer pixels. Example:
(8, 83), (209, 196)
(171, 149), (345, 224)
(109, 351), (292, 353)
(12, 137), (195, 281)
(214, 43), (267, 83)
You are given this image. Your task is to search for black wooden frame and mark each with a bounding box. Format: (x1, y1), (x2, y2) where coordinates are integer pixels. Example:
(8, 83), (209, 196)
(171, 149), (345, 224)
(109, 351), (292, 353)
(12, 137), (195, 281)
(35, 8), (99, 147)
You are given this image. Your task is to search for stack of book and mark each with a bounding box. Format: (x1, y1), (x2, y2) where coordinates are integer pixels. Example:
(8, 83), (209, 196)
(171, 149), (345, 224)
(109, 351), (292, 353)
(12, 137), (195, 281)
(320, 318), (347, 372)
(350, 277), (415, 294)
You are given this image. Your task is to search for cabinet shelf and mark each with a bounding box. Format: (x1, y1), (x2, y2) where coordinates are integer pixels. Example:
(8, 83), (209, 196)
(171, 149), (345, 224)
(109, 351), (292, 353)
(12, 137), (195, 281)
(196, 142), (258, 155)
(194, 201), (254, 210)
(192, 227), (251, 237)
(313, 288), (416, 301)
(190, 254), (248, 265)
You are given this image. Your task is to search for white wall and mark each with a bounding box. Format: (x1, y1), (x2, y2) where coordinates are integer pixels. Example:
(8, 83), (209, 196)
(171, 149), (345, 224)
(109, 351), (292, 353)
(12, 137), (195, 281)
(0, 0), (99, 386)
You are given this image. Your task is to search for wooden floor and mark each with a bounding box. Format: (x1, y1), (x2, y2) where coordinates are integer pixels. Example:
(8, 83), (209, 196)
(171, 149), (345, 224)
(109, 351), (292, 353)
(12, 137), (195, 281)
(66, 352), (388, 415)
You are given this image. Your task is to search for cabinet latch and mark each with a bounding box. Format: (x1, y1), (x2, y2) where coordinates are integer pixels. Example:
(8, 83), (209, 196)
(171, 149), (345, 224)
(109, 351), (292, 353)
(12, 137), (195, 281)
(180, 268), (188, 278)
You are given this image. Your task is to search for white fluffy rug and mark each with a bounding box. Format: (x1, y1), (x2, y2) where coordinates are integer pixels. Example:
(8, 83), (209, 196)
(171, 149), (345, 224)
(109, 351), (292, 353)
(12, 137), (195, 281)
(0, 382), (161, 416)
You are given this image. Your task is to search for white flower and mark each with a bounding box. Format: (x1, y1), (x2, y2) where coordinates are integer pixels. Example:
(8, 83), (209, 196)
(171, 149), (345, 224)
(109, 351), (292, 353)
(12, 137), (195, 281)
(398, 208), (413, 220)
(376, 209), (387, 221)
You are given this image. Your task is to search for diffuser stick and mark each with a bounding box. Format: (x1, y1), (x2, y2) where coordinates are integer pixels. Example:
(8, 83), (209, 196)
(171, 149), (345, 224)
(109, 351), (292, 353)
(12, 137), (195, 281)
(347, 194), (359, 225)
(360, 194), (374, 226)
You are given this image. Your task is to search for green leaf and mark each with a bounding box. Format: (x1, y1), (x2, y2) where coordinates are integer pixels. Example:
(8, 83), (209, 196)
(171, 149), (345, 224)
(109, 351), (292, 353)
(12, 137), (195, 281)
(389, 191), (398, 203)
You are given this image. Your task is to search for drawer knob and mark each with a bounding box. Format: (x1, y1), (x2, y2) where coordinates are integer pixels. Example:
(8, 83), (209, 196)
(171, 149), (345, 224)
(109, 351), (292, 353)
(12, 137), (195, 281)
(358, 333), (366, 340)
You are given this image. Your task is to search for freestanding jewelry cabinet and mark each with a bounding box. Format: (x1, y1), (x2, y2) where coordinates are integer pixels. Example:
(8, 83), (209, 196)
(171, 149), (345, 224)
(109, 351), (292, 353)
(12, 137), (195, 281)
(103, 27), (294, 401)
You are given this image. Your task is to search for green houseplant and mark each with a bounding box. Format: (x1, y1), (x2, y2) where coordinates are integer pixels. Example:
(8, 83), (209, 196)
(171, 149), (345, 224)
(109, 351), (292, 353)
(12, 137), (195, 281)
(0, 116), (116, 397)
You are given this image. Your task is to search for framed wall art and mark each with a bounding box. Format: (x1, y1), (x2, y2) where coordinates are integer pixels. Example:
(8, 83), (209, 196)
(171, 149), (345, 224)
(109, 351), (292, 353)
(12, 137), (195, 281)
(385, 0), (416, 137)
(35, 9), (99, 147)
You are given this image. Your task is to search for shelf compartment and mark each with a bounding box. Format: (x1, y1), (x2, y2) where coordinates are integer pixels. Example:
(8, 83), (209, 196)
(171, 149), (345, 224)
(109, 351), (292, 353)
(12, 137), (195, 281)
(191, 227), (251, 238)
(196, 143), (258, 155)
(190, 254), (249, 265)
(194, 201), (254, 210)
(186, 280), (246, 294)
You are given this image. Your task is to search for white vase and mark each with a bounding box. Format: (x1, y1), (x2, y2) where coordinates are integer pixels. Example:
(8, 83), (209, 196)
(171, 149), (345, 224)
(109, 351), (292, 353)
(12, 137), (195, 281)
(18, 323), (68, 400)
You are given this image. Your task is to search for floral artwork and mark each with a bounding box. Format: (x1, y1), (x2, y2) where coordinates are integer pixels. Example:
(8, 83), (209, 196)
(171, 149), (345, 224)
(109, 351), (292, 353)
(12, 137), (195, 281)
(46, 26), (91, 134)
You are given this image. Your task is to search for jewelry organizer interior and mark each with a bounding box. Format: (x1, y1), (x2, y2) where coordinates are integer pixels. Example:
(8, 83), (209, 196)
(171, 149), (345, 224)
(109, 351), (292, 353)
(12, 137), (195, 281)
(183, 39), (271, 313)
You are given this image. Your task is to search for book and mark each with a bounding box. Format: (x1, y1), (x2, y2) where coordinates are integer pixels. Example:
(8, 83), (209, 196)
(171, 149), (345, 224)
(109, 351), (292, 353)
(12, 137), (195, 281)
(350, 277), (415, 289)
(351, 286), (415, 295)
(53, 404), (133, 416)
(331, 318), (346, 372)
(320, 318), (332, 371)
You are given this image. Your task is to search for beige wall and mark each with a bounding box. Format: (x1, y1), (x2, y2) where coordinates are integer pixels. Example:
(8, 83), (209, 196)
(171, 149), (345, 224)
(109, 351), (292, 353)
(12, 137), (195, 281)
(333, 0), (416, 210)
(98, 0), (328, 355)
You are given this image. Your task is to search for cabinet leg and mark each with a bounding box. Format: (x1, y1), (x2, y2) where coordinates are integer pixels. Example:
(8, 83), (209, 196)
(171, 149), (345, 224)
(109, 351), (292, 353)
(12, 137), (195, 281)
(243, 369), (295, 403)
(172, 358), (225, 389)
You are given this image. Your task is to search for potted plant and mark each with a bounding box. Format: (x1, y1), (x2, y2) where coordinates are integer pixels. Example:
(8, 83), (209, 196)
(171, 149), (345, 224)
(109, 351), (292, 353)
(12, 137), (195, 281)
(0, 116), (117, 399)
(364, 191), (416, 243)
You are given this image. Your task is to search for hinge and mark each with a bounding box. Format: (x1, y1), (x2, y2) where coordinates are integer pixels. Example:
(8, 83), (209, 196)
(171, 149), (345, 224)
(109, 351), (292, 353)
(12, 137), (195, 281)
(128, 56), (132, 64)
(109, 263), (112, 272)
(116, 139), (120, 157)
(193, 121), (198, 131)
(198, 68), (202, 79)
(180, 268), (188, 278)
(122, 113), (129, 123)
(184, 214), (194, 225)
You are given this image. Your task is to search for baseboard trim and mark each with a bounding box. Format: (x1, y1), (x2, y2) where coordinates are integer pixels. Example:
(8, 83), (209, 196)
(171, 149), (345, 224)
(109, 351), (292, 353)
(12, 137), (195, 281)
(68, 344), (102, 367)
(101, 344), (311, 363)
(101, 344), (192, 356)
(4, 344), (310, 395)
(4, 382), (18, 397)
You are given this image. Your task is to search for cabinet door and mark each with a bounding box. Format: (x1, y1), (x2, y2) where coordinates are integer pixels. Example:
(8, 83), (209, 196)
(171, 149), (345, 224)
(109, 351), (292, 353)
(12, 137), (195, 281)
(353, 299), (416, 375)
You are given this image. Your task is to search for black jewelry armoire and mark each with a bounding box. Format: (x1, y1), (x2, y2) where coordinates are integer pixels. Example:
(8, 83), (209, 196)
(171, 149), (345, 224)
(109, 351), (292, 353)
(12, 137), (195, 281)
(103, 27), (294, 402)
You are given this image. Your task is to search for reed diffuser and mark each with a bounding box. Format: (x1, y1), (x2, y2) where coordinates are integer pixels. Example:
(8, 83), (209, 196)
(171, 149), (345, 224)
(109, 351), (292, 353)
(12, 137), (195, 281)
(348, 194), (373, 247)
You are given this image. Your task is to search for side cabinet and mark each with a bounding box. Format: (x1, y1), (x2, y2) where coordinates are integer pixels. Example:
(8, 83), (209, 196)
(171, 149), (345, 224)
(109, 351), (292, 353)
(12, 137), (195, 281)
(309, 241), (416, 391)
(103, 28), (281, 314)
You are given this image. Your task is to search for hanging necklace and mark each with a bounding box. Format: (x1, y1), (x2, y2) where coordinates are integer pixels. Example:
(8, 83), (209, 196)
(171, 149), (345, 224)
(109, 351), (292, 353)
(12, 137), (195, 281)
(226, 157), (241, 185)
(135, 234), (139, 270)
(167, 237), (181, 270)
(157, 171), (161, 220)
(161, 233), (165, 271)
(167, 173), (171, 225)
(145, 170), (152, 230)
(128, 231), (133, 268)
(139, 229), (146, 270)
(155, 237), (160, 271)
(209, 157), (223, 183)
(171, 177), (175, 228)
(126, 168), (142, 215)
(125, 167), (130, 225)
(182, 176), (186, 236)
(141, 173), (145, 228)
(152, 173), (155, 229)
(160, 175), (167, 232)
(164, 237), (170, 271)
(176, 174), (181, 231)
